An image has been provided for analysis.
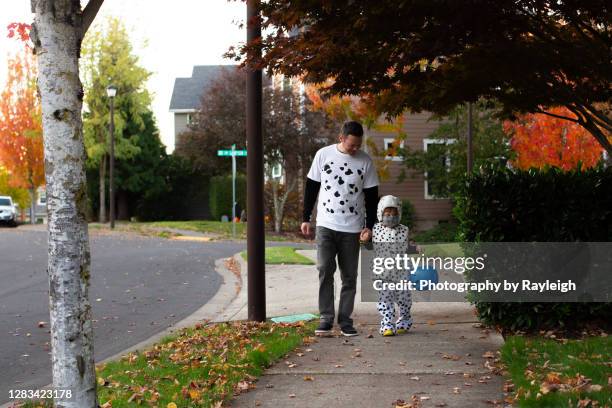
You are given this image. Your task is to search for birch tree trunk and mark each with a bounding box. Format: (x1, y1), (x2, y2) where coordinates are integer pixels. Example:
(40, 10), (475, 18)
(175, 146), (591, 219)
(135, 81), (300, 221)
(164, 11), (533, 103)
(32, 0), (99, 406)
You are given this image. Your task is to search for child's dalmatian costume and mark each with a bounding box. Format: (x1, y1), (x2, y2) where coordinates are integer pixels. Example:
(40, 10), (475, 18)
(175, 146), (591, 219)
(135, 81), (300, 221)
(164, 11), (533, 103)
(372, 195), (413, 334)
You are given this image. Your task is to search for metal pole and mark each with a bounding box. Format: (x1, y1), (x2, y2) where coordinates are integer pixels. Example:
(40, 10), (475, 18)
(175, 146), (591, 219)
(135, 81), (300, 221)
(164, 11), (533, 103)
(232, 144), (236, 238)
(246, 0), (266, 321)
(109, 96), (115, 229)
(467, 102), (473, 173)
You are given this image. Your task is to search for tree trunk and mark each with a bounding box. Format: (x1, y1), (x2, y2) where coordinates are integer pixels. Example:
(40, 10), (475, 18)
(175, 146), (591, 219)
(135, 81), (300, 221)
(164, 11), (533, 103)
(271, 179), (281, 233)
(98, 154), (106, 223)
(32, 0), (98, 406)
(117, 190), (129, 220)
(272, 175), (298, 233)
(29, 187), (36, 224)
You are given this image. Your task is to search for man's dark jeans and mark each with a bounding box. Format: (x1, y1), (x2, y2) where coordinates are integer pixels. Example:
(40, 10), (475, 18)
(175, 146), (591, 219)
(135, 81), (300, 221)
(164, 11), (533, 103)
(316, 226), (361, 327)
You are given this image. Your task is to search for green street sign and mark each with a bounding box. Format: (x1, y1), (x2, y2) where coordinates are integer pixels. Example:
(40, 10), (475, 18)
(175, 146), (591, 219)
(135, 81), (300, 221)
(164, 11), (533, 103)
(217, 149), (247, 157)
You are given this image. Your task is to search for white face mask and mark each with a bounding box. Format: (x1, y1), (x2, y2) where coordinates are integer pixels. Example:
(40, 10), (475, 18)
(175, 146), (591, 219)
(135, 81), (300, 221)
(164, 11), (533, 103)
(382, 214), (400, 227)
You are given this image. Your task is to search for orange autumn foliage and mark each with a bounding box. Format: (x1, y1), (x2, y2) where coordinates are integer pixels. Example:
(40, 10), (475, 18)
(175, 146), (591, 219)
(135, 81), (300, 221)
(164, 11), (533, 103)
(0, 25), (45, 193)
(505, 107), (604, 171)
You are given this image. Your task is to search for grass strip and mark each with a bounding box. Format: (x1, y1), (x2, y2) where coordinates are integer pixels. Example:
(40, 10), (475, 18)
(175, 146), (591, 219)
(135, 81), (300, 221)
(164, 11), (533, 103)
(18, 320), (317, 408)
(241, 246), (314, 265)
(500, 334), (611, 407)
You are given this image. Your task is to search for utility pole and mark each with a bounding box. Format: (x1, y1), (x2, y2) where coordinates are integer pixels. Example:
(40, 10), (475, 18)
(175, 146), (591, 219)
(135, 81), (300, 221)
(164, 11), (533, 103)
(246, 0), (266, 321)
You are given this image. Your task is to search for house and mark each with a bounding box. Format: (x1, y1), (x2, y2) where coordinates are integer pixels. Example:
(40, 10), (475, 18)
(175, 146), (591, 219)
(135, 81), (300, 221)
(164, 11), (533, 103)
(170, 68), (453, 229)
(169, 65), (238, 148)
(367, 112), (454, 230)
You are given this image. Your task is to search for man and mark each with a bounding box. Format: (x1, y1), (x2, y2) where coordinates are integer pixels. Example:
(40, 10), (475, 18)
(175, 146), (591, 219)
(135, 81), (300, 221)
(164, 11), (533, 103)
(301, 121), (379, 337)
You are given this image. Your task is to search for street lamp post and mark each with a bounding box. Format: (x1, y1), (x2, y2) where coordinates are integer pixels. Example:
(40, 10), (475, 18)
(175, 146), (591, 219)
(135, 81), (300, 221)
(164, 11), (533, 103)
(106, 85), (117, 229)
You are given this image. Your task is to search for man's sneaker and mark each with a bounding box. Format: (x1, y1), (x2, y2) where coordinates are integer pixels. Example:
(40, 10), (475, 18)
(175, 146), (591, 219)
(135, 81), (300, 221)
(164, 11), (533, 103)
(340, 325), (359, 337)
(315, 321), (333, 336)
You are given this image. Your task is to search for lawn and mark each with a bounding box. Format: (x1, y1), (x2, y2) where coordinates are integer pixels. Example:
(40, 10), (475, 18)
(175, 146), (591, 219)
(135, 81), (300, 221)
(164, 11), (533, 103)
(241, 246), (314, 265)
(100, 220), (306, 242)
(419, 242), (464, 258)
(18, 320), (317, 408)
(500, 335), (611, 407)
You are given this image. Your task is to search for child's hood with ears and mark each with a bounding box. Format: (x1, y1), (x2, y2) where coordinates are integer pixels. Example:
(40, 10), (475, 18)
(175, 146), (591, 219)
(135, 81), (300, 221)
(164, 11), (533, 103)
(376, 195), (402, 222)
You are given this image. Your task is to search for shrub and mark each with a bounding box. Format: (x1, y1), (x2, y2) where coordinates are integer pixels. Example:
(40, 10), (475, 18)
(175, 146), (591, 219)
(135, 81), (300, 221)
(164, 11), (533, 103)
(412, 222), (458, 242)
(400, 199), (416, 229)
(455, 163), (612, 332)
(209, 174), (246, 221)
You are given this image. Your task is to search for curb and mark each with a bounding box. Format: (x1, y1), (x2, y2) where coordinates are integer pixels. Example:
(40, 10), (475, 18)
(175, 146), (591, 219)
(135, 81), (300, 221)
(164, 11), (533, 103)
(0, 253), (245, 408)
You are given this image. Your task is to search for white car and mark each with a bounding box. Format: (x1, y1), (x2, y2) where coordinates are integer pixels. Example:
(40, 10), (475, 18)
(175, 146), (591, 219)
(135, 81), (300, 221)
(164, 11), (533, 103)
(0, 196), (17, 227)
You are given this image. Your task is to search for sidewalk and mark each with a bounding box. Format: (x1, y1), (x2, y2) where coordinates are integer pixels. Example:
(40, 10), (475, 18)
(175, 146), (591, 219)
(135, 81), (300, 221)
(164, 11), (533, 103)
(228, 250), (505, 408)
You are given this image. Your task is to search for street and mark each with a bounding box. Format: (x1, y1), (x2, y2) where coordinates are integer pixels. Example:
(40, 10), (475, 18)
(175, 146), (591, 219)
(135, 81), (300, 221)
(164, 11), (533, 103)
(0, 227), (244, 404)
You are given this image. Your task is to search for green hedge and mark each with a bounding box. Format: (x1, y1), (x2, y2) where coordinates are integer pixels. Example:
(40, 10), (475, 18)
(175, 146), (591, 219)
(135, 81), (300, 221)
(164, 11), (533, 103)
(401, 199), (416, 229)
(209, 174), (246, 221)
(412, 222), (459, 243)
(454, 164), (612, 332)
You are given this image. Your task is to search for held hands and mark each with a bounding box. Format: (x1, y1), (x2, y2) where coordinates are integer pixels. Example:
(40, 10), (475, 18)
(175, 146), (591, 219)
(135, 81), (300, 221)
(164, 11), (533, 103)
(360, 227), (372, 242)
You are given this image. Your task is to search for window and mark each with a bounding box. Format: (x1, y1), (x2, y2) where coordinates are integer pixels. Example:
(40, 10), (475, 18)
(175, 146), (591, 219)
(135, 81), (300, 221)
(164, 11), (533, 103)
(186, 114), (192, 125)
(271, 163), (282, 179)
(423, 138), (455, 199)
(383, 138), (404, 161)
(37, 188), (47, 205)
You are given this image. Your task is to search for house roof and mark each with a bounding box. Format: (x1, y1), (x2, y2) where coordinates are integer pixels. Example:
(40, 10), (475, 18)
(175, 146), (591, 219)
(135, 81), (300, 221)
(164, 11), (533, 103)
(169, 65), (237, 111)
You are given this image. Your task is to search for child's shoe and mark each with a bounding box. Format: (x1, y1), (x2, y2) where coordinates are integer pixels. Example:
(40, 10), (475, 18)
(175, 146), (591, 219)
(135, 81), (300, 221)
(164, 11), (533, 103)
(396, 318), (413, 334)
(379, 325), (395, 336)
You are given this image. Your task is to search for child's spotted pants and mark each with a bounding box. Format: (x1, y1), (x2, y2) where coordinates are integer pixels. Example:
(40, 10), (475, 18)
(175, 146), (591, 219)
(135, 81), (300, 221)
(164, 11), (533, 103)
(377, 288), (412, 333)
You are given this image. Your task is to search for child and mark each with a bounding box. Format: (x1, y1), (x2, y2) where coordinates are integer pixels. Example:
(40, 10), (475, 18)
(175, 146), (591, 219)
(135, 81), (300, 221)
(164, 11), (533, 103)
(372, 195), (413, 336)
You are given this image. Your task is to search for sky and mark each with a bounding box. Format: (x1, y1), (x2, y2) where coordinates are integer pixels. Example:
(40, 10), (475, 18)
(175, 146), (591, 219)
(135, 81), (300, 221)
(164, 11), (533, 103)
(0, 0), (246, 153)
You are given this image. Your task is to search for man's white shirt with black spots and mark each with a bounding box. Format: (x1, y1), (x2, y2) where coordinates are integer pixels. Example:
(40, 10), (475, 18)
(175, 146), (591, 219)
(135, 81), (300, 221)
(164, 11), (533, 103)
(307, 144), (379, 233)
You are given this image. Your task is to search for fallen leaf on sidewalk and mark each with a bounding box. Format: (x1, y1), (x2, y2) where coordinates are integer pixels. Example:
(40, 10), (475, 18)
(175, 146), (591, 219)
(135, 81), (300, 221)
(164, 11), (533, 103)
(482, 351), (495, 358)
(452, 387), (461, 394)
(335, 364), (344, 368)
(289, 393), (296, 398)
(410, 376), (420, 381)
(442, 354), (461, 361)
(303, 376), (314, 381)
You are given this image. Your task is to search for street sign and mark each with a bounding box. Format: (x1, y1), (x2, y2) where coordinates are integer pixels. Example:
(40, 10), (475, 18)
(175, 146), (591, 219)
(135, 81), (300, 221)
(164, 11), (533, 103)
(217, 149), (247, 156)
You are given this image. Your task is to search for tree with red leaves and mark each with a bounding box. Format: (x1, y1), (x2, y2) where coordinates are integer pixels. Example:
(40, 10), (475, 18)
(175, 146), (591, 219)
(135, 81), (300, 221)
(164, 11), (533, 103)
(0, 23), (44, 223)
(505, 107), (605, 171)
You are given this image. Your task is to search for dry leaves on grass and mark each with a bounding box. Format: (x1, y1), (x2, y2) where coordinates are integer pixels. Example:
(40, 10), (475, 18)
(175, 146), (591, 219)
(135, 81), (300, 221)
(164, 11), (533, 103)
(97, 321), (310, 407)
